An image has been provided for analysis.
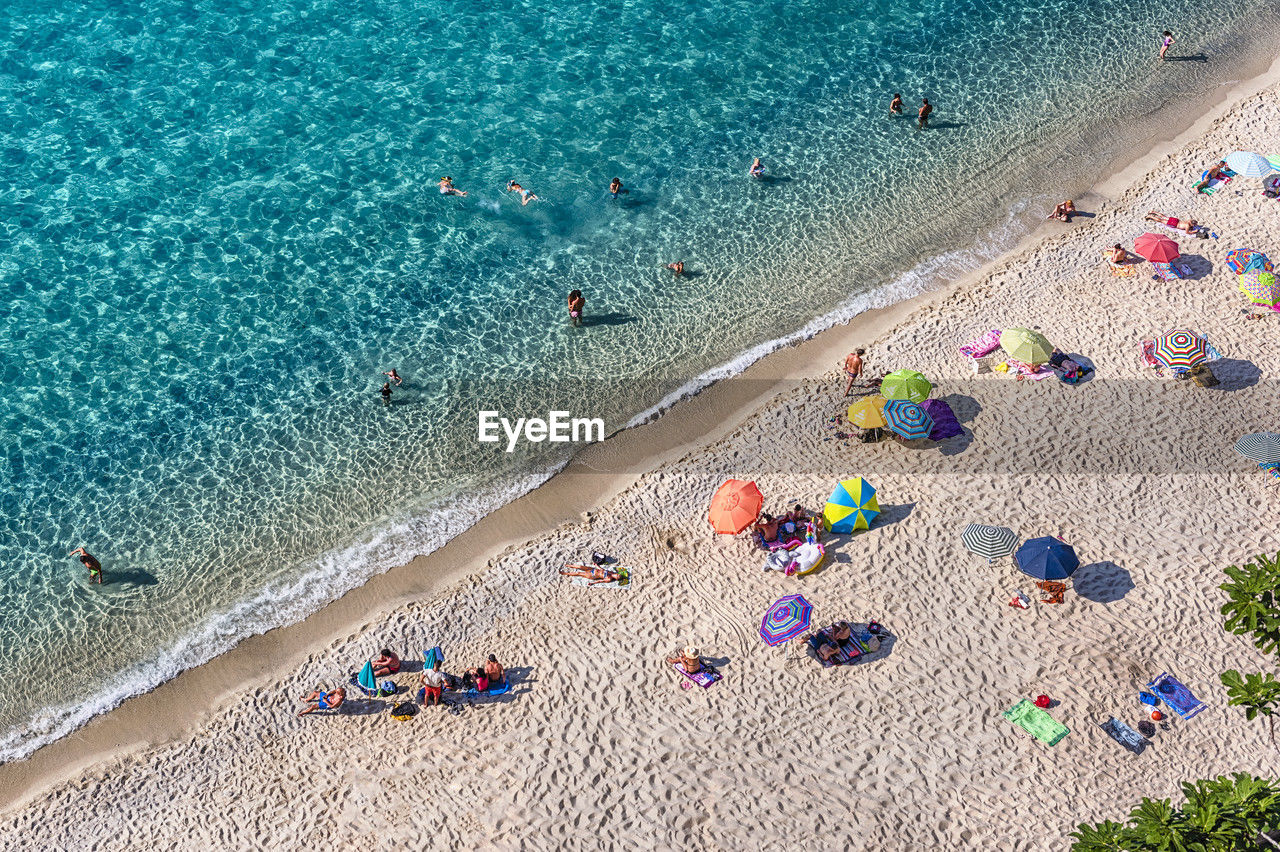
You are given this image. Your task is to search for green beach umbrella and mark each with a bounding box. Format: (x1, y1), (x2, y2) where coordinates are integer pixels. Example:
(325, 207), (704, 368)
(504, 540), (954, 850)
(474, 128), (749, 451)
(880, 370), (931, 403)
(999, 328), (1053, 365)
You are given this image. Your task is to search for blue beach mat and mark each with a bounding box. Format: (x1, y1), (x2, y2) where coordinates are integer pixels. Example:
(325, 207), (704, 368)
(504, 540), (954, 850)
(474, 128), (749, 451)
(1100, 717), (1148, 754)
(1147, 672), (1205, 719)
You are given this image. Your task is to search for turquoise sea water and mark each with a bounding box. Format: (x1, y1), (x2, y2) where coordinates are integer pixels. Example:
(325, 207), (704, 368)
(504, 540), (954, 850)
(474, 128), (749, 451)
(1, 0), (1277, 760)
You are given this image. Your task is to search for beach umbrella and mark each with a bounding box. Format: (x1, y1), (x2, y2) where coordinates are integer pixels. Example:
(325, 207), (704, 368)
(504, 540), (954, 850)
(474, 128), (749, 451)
(961, 523), (1019, 563)
(357, 661), (377, 694)
(823, 477), (879, 533)
(1151, 329), (1210, 370)
(921, 398), (963, 440)
(883, 399), (934, 440)
(1224, 151), (1276, 179)
(1015, 537), (1080, 581)
(1235, 432), (1280, 464)
(1238, 271), (1280, 308)
(1134, 233), (1181, 263)
(708, 479), (763, 534)
(999, 328), (1054, 366)
(847, 394), (888, 429)
(880, 369), (931, 403)
(759, 593), (812, 646)
(1269, 155), (1280, 172)
(1225, 248), (1273, 275)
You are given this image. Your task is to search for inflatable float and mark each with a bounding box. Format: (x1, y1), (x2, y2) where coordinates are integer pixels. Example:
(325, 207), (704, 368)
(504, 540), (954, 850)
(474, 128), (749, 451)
(764, 538), (825, 577)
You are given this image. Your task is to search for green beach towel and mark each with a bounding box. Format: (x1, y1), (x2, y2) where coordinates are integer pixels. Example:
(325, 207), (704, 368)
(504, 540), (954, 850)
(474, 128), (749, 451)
(1003, 699), (1069, 746)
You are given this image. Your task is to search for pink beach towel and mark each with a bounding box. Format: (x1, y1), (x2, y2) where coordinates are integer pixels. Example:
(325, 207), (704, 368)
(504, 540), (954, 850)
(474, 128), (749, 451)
(1011, 361), (1054, 380)
(958, 329), (1002, 359)
(1139, 339), (1160, 369)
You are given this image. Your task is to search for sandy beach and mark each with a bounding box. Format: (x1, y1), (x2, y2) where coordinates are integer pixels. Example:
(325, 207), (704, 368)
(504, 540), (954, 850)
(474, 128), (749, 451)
(4, 59), (1280, 851)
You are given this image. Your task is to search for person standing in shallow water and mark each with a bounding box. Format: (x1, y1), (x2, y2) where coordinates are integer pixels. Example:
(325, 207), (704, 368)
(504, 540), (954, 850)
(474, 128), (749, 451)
(917, 98), (932, 129)
(749, 158), (764, 179)
(567, 289), (585, 326)
(889, 93), (903, 115)
(69, 547), (103, 583)
(380, 382), (392, 406)
(1159, 30), (1175, 61)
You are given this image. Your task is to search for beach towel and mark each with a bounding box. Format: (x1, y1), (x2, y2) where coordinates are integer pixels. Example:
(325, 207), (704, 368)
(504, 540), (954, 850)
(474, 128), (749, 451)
(1148, 672), (1205, 719)
(1108, 260), (1137, 277)
(1100, 717), (1148, 754)
(920, 398), (963, 440)
(423, 646), (444, 669)
(958, 329), (1002, 359)
(1139, 340), (1161, 370)
(1003, 699), (1069, 745)
(569, 566), (631, 589)
(1010, 361), (1055, 381)
(467, 679), (511, 696)
(1196, 169), (1234, 195)
(807, 632), (870, 667)
(673, 662), (722, 688)
(1152, 261), (1193, 282)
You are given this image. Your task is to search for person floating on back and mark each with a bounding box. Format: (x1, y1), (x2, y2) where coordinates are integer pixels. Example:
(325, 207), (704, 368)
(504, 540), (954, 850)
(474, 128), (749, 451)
(917, 98), (932, 129)
(1159, 30), (1175, 61)
(69, 547), (103, 584)
(889, 93), (903, 115)
(749, 158), (764, 179)
(506, 180), (538, 205)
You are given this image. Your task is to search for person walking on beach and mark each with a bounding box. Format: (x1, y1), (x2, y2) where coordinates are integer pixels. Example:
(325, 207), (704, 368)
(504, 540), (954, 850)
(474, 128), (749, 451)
(69, 547), (103, 584)
(1160, 30), (1175, 61)
(383, 368), (402, 386)
(889, 93), (903, 115)
(749, 158), (765, 179)
(917, 98), (932, 129)
(380, 382), (393, 406)
(506, 180), (538, 205)
(567, 289), (586, 326)
(666, 261), (684, 277)
(844, 349), (865, 395)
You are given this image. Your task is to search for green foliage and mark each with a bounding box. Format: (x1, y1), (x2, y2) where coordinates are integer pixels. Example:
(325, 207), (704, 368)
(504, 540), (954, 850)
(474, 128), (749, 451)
(1220, 670), (1280, 722)
(1070, 774), (1280, 851)
(1220, 551), (1280, 655)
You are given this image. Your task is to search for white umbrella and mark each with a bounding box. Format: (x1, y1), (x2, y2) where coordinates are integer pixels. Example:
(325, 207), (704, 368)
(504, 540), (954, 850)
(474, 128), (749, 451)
(1224, 151), (1276, 179)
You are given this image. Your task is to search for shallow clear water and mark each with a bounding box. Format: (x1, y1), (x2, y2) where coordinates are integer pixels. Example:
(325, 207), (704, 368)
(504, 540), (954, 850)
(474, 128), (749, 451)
(1, 0), (1276, 759)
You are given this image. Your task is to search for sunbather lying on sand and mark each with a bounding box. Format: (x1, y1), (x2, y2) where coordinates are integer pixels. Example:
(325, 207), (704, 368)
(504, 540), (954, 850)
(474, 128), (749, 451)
(560, 564), (623, 585)
(1145, 211), (1200, 233)
(298, 687), (345, 716)
(809, 631), (840, 664)
(666, 646), (702, 674)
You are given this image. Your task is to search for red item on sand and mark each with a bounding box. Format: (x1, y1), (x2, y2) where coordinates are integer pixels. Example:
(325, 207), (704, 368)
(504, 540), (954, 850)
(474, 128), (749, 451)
(1134, 232), (1181, 263)
(1150, 710), (1164, 722)
(1034, 695), (1051, 709)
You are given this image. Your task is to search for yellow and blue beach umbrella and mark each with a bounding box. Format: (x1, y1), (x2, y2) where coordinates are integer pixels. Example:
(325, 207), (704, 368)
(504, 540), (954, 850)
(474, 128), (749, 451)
(880, 370), (932, 403)
(883, 400), (934, 440)
(823, 477), (879, 533)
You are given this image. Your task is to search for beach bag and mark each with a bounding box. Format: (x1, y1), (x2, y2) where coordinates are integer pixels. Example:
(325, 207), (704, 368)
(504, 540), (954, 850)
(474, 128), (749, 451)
(390, 702), (417, 721)
(1190, 365), (1219, 388)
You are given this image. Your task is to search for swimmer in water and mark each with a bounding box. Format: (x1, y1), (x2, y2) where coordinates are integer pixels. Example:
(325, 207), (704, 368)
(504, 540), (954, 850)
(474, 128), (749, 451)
(749, 158), (764, 179)
(380, 382), (392, 405)
(889, 93), (903, 115)
(69, 547), (103, 584)
(567, 289), (585, 326)
(608, 177), (625, 199)
(917, 98), (932, 129)
(383, 368), (402, 386)
(666, 261), (684, 277)
(438, 176), (467, 196)
(1159, 30), (1175, 61)
(506, 180), (538, 205)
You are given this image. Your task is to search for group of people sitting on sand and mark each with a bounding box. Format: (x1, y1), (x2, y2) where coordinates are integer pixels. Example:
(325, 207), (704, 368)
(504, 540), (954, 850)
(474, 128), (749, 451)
(806, 620), (883, 666)
(752, 504), (818, 546)
(298, 647), (506, 716)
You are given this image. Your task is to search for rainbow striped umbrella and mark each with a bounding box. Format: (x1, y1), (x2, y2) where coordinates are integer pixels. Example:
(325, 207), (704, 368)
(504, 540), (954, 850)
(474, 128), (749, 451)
(759, 594), (812, 646)
(1239, 271), (1280, 308)
(1151, 329), (1209, 370)
(883, 399), (934, 440)
(1225, 248), (1272, 275)
(880, 369), (932, 403)
(822, 477), (879, 533)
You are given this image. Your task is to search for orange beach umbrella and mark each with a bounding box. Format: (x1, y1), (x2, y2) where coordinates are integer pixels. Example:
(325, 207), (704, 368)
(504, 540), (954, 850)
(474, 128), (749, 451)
(709, 479), (764, 534)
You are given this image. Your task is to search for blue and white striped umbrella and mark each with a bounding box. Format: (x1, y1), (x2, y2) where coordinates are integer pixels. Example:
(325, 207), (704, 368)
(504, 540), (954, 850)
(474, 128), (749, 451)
(1224, 151), (1276, 179)
(883, 399), (934, 440)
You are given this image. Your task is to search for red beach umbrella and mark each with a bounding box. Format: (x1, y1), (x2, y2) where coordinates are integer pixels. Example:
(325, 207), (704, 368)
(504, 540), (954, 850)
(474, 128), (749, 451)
(708, 479), (764, 534)
(1134, 232), (1181, 263)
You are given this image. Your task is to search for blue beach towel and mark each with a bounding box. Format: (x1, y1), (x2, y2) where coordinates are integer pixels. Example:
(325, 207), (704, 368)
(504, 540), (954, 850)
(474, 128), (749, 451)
(1148, 672), (1205, 719)
(423, 646), (444, 669)
(1100, 717), (1148, 754)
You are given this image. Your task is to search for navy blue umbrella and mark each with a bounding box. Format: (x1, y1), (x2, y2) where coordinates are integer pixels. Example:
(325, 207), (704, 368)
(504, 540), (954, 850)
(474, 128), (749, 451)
(1014, 537), (1079, 581)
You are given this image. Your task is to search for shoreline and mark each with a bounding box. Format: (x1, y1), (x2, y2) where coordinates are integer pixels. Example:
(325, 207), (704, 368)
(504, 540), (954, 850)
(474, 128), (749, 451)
(3, 46), (1280, 818)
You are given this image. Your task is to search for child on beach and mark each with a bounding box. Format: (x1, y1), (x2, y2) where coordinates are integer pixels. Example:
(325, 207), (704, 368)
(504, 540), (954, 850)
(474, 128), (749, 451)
(567, 289), (585, 326)
(1160, 30), (1175, 60)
